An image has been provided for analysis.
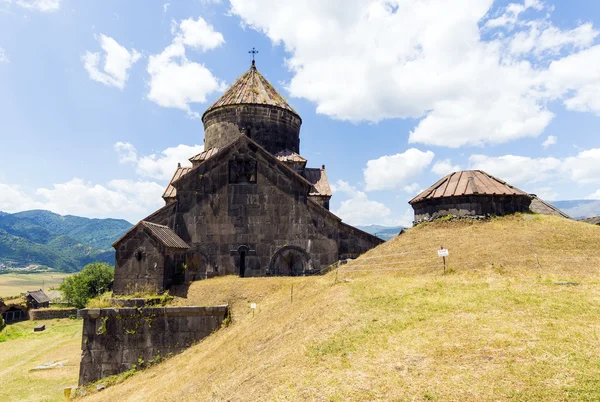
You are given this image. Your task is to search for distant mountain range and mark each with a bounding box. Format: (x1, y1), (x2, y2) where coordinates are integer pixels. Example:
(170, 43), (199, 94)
(551, 200), (600, 219)
(0, 200), (596, 272)
(356, 225), (404, 241)
(0, 210), (132, 273)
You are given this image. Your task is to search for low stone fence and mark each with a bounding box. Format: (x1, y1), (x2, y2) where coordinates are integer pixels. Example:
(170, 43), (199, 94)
(78, 305), (229, 385)
(29, 308), (78, 321)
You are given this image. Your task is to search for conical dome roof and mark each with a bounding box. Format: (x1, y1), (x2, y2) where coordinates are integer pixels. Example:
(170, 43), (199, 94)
(409, 170), (528, 204)
(202, 61), (298, 120)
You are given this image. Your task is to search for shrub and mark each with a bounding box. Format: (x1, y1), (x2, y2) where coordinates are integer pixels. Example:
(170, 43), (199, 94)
(0, 315), (5, 332)
(59, 262), (114, 308)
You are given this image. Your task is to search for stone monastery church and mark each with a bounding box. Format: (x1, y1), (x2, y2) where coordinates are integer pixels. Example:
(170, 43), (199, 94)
(113, 60), (383, 295)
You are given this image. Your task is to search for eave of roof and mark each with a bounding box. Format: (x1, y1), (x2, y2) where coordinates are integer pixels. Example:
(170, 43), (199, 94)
(113, 203), (177, 248)
(275, 150), (307, 163)
(529, 196), (572, 219)
(304, 167), (332, 197)
(162, 166), (193, 200)
(26, 289), (50, 303)
(189, 147), (219, 163)
(140, 221), (189, 249)
(171, 135), (315, 191)
(410, 170), (528, 204)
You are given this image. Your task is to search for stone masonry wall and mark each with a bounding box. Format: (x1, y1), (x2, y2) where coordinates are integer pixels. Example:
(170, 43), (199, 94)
(171, 140), (341, 277)
(78, 305), (228, 385)
(412, 195), (533, 224)
(203, 105), (301, 155)
(29, 308), (77, 320)
(113, 226), (166, 295)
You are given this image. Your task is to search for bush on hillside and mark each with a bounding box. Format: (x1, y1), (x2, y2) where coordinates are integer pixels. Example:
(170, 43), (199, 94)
(59, 262), (114, 308)
(0, 315), (5, 332)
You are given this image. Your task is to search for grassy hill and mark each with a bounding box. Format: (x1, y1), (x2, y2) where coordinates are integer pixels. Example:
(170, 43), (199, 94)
(0, 210), (131, 272)
(79, 214), (600, 401)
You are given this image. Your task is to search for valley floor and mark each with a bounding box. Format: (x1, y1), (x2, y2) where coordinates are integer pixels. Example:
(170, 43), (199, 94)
(0, 272), (69, 297)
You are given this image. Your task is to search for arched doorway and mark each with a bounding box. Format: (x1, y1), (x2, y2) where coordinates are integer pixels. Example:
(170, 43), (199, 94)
(240, 250), (246, 277)
(269, 246), (312, 276)
(233, 245), (252, 278)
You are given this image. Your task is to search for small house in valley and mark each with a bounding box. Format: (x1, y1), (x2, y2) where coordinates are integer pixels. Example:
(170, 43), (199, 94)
(25, 289), (50, 309)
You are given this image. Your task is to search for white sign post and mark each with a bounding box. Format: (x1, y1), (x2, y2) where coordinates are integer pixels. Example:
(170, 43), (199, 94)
(438, 246), (449, 273)
(250, 303), (256, 317)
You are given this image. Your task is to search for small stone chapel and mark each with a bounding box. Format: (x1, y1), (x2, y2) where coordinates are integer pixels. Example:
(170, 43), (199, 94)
(112, 60), (383, 295)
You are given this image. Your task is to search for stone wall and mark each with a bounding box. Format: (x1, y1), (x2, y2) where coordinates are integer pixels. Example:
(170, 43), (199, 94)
(412, 195), (532, 224)
(78, 305), (228, 385)
(29, 308), (77, 320)
(113, 226), (165, 295)
(169, 140), (342, 277)
(113, 136), (383, 293)
(203, 104), (302, 155)
(338, 222), (385, 260)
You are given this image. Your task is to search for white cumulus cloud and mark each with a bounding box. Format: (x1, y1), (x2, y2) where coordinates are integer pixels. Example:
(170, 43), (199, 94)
(364, 148), (434, 191)
(82, 34), (141, 90)
(0, 179), (165, 223)
(470, 148), (600, 190)
(230, 0), (600, 148)
(147, 17), (226, 116)
(0, 48), (8, 64)
(542, 135), (557, 148)
(330, 180), (391, 226)
(8, 0), (60, 12)
(114, 142), (203, 180)
(0, 183), (45, 212)
(431, 159), (461, 176)
(178, 17), (225, 51)
(586, 189), (600, 200)
(469, 154), (561, 187)
(561, 148), (600, 184)
(403, 183), (421, 194)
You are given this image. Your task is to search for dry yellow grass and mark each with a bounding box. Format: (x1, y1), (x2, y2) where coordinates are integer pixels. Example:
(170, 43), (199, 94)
(77, 215), (600, 401)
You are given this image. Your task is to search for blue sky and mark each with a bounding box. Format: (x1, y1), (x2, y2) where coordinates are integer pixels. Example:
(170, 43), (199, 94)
(1, 0), (600, 226)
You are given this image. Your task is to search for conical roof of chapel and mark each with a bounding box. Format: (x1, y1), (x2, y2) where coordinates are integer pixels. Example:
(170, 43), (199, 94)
(202, 61), (298, 120)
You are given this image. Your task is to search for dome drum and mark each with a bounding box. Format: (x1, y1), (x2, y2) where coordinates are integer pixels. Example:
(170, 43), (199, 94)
(203, 103), (301, 155)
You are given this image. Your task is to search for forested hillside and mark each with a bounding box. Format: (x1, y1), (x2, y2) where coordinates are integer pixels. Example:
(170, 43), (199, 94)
(0, 210), (131, 272)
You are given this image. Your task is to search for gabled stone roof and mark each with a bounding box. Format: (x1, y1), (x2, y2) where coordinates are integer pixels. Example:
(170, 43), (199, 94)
(189, 147), (219, 164)
(113, 218), (189, 250)
(275, 150), (307, 163)
(171, 134), (315, 192)
(304, 167), (332, 197)
(529, 196), (571, 219)
(140, 221), (189, 249)
(26, 289), (50, 304)
(162, 165), (192, 201)
(579, 216), (600, 225)
(202, 62), (298, 119)
(410, 170), (528, 204)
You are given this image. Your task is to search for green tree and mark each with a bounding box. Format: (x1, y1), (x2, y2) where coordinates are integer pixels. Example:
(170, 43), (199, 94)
(59, 262), (114, 308)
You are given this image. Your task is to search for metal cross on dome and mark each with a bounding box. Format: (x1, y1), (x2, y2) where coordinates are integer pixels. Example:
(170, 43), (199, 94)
(249, 47), (259, 61)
